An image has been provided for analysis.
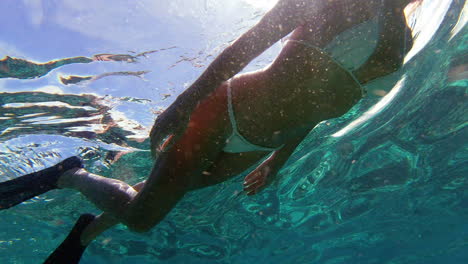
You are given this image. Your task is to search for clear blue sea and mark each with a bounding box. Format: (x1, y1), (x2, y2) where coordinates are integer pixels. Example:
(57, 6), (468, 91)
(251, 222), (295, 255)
(0, 0), (467, 263)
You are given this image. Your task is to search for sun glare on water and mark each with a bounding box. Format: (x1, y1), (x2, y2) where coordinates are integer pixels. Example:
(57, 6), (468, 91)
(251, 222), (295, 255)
(241, 0), (278, 10)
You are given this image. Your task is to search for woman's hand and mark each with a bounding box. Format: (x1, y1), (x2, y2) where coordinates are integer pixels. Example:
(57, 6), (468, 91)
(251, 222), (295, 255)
(243, 162), (273, 195)
(243, 150), (281, 195)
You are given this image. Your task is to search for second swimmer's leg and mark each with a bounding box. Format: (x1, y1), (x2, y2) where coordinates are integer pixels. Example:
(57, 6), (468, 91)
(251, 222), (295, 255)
(43, 181), (146, 263)
(57, 168), (139, 218)
(53, 155), (188, 233)
(80, 181), (147, 245)
(0, 156), (84, 210)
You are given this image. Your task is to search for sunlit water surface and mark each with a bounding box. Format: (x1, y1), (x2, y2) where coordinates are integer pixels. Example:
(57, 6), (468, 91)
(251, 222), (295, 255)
(0, 0), (467, 263)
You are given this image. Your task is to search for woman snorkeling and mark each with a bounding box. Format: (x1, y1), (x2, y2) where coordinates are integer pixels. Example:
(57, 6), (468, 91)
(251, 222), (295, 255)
(0, 0), (419, 263)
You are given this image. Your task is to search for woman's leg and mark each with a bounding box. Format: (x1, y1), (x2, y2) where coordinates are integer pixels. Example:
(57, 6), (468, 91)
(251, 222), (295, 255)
(56, 82), (232, 233)
(120, 84), (233, 232)
(56, 144), (227, 243)
(57, 67), (277, 236)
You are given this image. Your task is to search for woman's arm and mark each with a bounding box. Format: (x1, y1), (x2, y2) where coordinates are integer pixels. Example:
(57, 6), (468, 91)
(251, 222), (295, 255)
(353, 0), (415, 84)
(150, 0), (308, 153)
(177, 0), (304, 98)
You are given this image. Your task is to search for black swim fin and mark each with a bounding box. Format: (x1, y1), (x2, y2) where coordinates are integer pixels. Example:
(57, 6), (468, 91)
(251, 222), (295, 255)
(44, 213), (95, 264)
(0, 156), (83, 210)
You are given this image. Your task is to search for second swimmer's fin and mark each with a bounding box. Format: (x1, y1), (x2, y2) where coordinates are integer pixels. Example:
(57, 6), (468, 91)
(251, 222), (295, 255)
(0, 156), (83, 210)
(44, 213), (95, 264)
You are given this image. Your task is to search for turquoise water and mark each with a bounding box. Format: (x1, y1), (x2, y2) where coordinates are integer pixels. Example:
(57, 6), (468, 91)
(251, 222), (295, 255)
(0, 1), (467, 263)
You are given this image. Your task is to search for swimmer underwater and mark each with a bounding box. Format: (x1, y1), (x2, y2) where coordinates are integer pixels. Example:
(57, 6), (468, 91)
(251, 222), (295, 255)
(0, 0), (420, 263)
